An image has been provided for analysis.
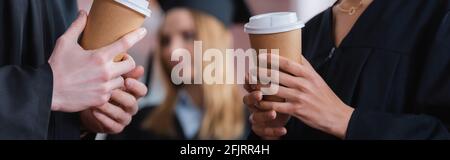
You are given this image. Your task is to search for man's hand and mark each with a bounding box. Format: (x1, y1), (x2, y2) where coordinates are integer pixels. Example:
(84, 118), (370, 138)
(49, 10), (147, 112)
(80, 66), (148, 134)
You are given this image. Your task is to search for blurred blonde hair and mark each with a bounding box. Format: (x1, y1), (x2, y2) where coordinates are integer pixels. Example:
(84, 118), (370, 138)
(144, 10), (245, 140)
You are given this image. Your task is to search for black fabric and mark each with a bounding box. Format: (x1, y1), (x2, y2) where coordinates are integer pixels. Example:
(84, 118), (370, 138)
(157, 0), (252, 26)
(0, 0), (80, 139)
(250, 0), (450, 140)
(232, 0), (252, 24)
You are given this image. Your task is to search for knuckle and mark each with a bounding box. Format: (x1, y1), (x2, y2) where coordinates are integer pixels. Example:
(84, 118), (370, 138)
(56, 36), (69, 46)
(290, 105), (298, 114)
(110, 90), (119, 100)
(252, 113), (261, 122)
(252, 91), (261, 100)
(301, 82), (314, 93)
(307, 83), (318, 94)
(261, 102), (273, 110)
(97, 94), (110, 105)
(92, 54), (107, 65)
(315, 78), (326, 89)
(309, 74), (319, 84)
(113, 126), (125, 134)
(292, 78), (303, 90)
(306, 69), (317, 80)
(254, 112), (266, 123)
(264, 128), (273, 136)
(127, 98), (138, 108)
(293, 83), (304, 92)
(280, 58), (289, 68)
(245, 94), (257, 106)
(252, 126), (262, 134)
(100, 69), (112, 82)
(285, 60), (295, 70)
(294, 94), (303, 102)
(118, 77), (125, 85)
(97, 84), (109, 94)
(120, 37), (133, 50)
(96, 103), (108, 112)
(260, 113), (270, 122)
(296, 93), (308, 104)
(265, 111), (275, 119)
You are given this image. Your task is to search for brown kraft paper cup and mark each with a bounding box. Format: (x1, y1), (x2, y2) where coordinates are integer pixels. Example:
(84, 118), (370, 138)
(245, 12), (304, 103)
(249, 29), (302, 102)
(81, 0), (149, 62)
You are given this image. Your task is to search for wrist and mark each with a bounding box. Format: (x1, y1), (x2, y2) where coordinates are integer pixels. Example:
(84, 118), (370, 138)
(51, 99), (61, 111)
(49, 61), (61, 111)
(329, 103), (354, 139)
(51, 92), (63, 111)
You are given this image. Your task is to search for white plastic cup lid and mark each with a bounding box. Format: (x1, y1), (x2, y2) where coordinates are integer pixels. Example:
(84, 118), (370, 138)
(244, 12), (304, 34)
(115, 0), (152, 17)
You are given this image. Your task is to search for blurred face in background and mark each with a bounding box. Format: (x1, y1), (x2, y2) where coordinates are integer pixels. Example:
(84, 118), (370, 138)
(159, 8), (197, 80)
(149, 7), (245, 140)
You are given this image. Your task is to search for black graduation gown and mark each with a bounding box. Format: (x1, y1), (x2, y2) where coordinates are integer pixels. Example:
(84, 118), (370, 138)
(0, 0), (80, 139)
(250, 0), (450, 140)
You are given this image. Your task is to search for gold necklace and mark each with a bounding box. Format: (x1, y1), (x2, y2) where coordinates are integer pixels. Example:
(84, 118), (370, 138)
(336, 0), (364, 16)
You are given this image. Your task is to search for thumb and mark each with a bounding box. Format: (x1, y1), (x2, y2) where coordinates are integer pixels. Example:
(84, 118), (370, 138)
(123, 65), (145, 79)
(63, 10), (88, 41)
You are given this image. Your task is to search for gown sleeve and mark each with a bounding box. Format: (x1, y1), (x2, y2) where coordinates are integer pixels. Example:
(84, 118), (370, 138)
(346, 11), (450, 140)
(0, 63), (53, 139)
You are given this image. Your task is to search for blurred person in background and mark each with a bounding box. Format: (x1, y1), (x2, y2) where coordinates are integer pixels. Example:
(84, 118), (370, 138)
(108, 0), (252, 140)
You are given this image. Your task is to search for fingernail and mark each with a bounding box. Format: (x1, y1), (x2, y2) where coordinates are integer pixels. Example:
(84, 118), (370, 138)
(271, 111), (277, 120)
(126, 79), (133, 87)
(257, 91), (263, 100)
(92, 110), (101, 116)
(138, 28), (147, 37)
(280, 128), (287, 135)
(78, 10), (86, 17)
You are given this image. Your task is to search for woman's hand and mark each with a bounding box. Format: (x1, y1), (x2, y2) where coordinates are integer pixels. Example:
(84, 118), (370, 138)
(80, 66), (148, 134)
(243, 84), (290, 140)
(251, 54), (354, 139)
(244, 73), (291, 140)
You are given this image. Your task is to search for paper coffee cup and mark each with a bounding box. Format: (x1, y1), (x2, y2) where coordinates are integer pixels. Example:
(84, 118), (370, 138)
(245, 12), (304, 63)
(245, 12), (304, 102)
(81, 0), (152, 62)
